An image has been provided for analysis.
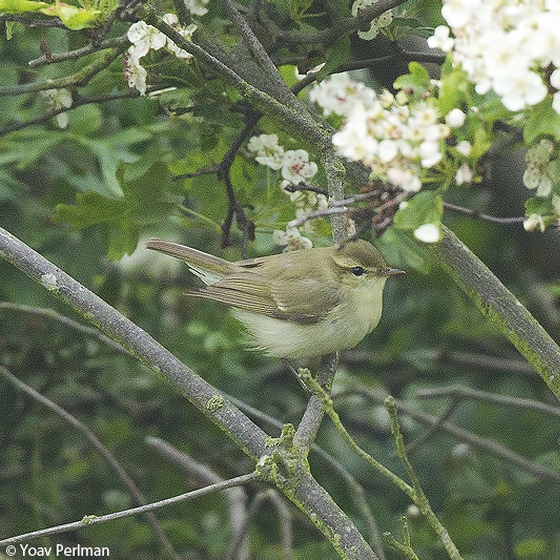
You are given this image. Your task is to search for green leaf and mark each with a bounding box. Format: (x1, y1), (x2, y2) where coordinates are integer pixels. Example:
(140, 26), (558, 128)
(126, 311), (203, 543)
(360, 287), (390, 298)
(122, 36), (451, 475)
(393, 190), (443, 231)
(315, 34), (350, 83)
(57, 5), (102, 29)
(393, 61), (431, 93)
(514, 538), (547, 557)
(39, 3), (102, 29)
(53, 161), (177, 259)
(524, 196), (554, 216)
(437, 63), (469, 116)
(0, 0), (48, 13)
(524, 97), (560, 144)
(279, 65), (299, 88)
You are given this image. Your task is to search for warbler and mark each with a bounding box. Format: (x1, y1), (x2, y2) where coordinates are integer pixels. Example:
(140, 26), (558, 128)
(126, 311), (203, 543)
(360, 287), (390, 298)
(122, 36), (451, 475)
(147, 238), (404, 358)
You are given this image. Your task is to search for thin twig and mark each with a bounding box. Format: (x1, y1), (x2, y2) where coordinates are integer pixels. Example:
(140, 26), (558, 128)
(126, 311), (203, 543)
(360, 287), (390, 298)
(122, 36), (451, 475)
(0, 302), (130, 355)
(0, 366), (180, 559)
(222, 0), (294, 104)
(443, 202), (525, 224)
(0, 89), (147, 136)
(0, 47), (125, 97)
(146, 437), (250, 560)
(27, 36), (130, 68)
(287, 192), (404, 229)
(402, 399), (462, 457)
(225, 392), (385, 558)
(0, 13), (66, 27)
(385, 396), (463, 560)
(416, 385), (560, 418)
(0, 473), (258, 546)
(281, 183), (328, 196)
(341, 387), (560, 483)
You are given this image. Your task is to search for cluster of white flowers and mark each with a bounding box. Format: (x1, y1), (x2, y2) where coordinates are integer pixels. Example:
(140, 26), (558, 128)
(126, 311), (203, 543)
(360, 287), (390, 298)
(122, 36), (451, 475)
(247, 134), (326, 249)
(308, 72), (376, 116)
(351, 0), (393, 40)
(247, 135), (319, 184)
(429, 0), (560, 113)
(311, 73), (469, 193)
(126, 14), (197, 95)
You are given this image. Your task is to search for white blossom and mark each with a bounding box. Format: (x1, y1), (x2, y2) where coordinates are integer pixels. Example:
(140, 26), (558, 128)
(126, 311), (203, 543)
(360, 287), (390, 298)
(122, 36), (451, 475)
(414, 223), (441, 243)
(387, 167), (421, 192)
(427, 25), (454, 52)
(455, 141), (472, 156)
(524, 139), (557, 196)
(281, 150), (318, 184)
(125, 53), (148, 95)
(273, 227), (312, 251)
(127, 21), (166, 58)
(455, 163), (473, 185)
(523, 214), (546, 232)
(247, 134), (285, 170)
(126, 16), (197, 94)
(445, 108), (466, 128)
(184, 0), (209, 16)
(309, 72), (377, 116)
(41, 88), (73, 128)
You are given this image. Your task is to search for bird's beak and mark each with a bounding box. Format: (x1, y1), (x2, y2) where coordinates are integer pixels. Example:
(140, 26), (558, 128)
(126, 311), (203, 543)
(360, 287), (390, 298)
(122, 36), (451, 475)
(381, 268), (406, 277)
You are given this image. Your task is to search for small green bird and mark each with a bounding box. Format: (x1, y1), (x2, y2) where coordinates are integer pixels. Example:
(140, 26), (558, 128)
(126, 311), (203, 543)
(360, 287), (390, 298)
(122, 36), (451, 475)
(147, 238), (404, 358)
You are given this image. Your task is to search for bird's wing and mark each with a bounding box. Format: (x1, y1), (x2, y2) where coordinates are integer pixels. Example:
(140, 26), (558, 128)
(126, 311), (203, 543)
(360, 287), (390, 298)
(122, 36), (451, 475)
(191, 271), (339, 325)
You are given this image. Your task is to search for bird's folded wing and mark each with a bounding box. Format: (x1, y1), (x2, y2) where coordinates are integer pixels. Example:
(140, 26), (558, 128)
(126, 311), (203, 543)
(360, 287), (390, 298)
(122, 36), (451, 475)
(190, 272), (339, 325)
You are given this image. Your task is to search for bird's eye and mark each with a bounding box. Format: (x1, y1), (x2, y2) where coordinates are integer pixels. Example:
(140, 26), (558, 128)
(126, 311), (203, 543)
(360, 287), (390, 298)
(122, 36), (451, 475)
(350, 266), (365, 276)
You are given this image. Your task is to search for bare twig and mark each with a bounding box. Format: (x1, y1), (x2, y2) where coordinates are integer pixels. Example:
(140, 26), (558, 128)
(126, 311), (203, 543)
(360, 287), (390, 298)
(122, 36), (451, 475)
(341, 387), (560, 483)
(27, 36), (129, 68)
(416, 385), (560, 418)
(385, 396), (463, 560)
(146, 437), (250, 560)
(0, 13), (66, 27)
(0, 302), (130, 354)
(443, 202), (525, 224)
(0, 473), (258, 546)
(0, 47), (125, 98)
(226, 392), (385, 558)
(0, 366), (180, 558)
(402, 399), (462, 457)
(222, 0), (294, 104)
(0, 89), (147, 136)
(432, 226), (560, 401)
(281, 183), (328, 196)
(287, 191), (404, 229)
